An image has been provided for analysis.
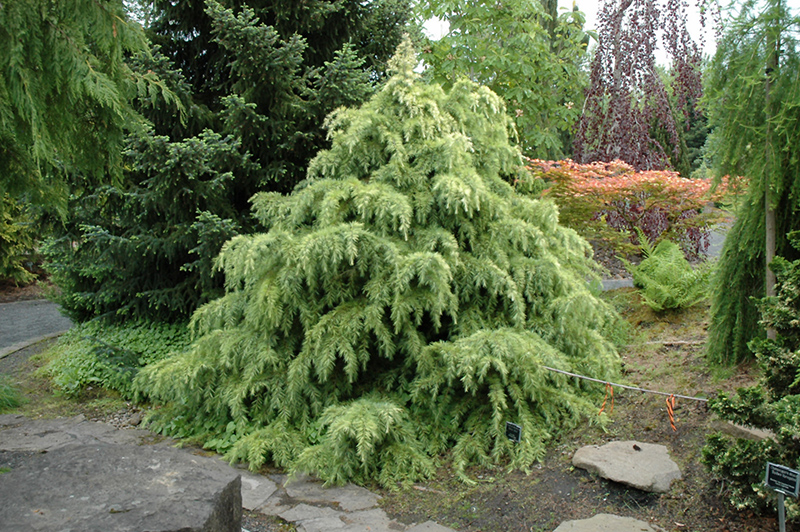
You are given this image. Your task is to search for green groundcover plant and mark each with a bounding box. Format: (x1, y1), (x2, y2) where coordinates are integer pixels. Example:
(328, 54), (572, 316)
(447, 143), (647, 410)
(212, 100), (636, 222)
(135, 38), (621, 488)
(47, 321), (190, 399)
(703, 231), (800, 521)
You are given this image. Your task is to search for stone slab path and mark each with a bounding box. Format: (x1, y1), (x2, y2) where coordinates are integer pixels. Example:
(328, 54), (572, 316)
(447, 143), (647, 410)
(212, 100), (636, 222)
(0, 414), (241, 532)
(241, 470), (455, 532)
(553, 513), (664, 532)
(0, 414), (457, 532)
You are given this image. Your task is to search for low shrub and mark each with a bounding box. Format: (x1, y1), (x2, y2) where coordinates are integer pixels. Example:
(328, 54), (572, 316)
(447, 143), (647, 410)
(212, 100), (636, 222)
(524, 158), (735, 260)
(46, 320), (190, 398)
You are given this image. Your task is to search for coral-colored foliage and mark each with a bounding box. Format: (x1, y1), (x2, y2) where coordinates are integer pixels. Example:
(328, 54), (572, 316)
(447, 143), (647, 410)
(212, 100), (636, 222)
(523, 158), (737, 258)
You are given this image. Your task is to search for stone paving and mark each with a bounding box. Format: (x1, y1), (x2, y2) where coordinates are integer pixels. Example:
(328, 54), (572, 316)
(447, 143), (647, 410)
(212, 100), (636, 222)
(0, 299), (73, 357)
(0, 414), (456, 532)
(240, 469), (455, 532)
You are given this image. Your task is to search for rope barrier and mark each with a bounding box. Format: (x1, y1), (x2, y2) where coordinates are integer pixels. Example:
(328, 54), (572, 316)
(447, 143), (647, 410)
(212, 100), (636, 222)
(541, 366), (706, 431)
(541, 365), (709, 403)
(666, 395), (677, 432)
(598, 382), (614, 416)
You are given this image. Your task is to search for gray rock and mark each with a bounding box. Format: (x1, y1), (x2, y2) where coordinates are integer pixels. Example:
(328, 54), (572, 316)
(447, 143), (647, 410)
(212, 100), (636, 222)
(284, 474), (381, 511)
(553, 513), (661, 532)
(406, 521), (459, 532)
(0, 413), (26, 427)
(344, 508), (404, 530)
(240, 471), (278, 510)
(572, 441), (682, 493)
(265, 479), (457, 532)
(0, 414), (154, 451)
(278, 503), (343, 523)
(0, 442), (241, 532)
(601, 278), (634, 291)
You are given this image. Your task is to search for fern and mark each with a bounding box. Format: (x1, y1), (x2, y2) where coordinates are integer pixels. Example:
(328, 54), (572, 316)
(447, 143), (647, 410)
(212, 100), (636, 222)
(624, 229), (712, 311)
(136, 38), (620, 488)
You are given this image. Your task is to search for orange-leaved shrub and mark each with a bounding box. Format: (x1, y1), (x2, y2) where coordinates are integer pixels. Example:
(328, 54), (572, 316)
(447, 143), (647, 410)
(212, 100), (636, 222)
(522, 158), (737, 259)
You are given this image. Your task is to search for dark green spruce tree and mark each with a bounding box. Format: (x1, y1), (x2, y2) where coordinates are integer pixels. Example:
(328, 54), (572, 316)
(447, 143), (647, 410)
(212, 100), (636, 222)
(46, 0), (411, 322)
(136, 39), (622, 488)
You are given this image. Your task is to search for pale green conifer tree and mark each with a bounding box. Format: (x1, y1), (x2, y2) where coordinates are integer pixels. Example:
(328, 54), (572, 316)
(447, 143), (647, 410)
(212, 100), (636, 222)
(137, 38), (621, 487)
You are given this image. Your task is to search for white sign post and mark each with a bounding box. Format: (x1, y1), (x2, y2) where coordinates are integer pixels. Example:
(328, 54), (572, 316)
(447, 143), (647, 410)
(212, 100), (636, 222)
(765, 462), (800, 532)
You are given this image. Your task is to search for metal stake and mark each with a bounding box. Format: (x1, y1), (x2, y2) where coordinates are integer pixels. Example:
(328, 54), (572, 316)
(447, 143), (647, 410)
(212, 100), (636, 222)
(778, 491), (786, 532)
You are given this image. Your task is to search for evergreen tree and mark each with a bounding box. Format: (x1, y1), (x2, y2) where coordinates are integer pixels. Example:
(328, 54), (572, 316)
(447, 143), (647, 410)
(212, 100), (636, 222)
(46, 0), (411, 322)
(703, 231), (800, 521)
(0, 0), (180, 283)
(45, 126), (253, 322)
(136, 39), (621, 487)
(705, 0), (800, 364)
(420, 0), (590, 159)
(0, 0), (175, 211)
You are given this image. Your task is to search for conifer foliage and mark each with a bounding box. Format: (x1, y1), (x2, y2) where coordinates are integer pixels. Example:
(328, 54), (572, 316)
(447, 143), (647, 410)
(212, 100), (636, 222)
(137, 39), (621, 487)
(0, 0), (175, 210)
(703, 232), (800, 521)
(705, 1), (800, 364)
(46, 0), (410, 323)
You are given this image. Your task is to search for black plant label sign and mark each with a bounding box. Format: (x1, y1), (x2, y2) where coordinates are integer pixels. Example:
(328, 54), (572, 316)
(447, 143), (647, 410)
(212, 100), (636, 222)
(505, 422), (521, 443)
(765, 462), (800, 497)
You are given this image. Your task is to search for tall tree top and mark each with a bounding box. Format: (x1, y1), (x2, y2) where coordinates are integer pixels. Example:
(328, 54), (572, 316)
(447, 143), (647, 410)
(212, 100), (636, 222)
(573, 0), (704, 170)
(148, 0), (415, 106)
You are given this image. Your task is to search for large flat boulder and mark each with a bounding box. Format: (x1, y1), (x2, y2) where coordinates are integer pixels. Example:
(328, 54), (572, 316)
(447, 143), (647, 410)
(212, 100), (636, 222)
(0, 416), (242, 532)
(572, 440), (681, 493)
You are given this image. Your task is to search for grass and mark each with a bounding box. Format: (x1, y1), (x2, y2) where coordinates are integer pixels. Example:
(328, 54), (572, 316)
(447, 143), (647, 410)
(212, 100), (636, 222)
(0, 375), (22, 412)
(2, 339), (128, 421)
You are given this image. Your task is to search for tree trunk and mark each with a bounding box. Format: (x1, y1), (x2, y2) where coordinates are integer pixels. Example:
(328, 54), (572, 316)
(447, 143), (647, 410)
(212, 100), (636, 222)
(765, 13), (779, 340)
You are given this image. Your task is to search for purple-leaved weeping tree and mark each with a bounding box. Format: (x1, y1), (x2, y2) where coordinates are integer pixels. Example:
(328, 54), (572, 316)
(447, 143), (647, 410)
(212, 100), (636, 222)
(573, 0), (706, 171)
